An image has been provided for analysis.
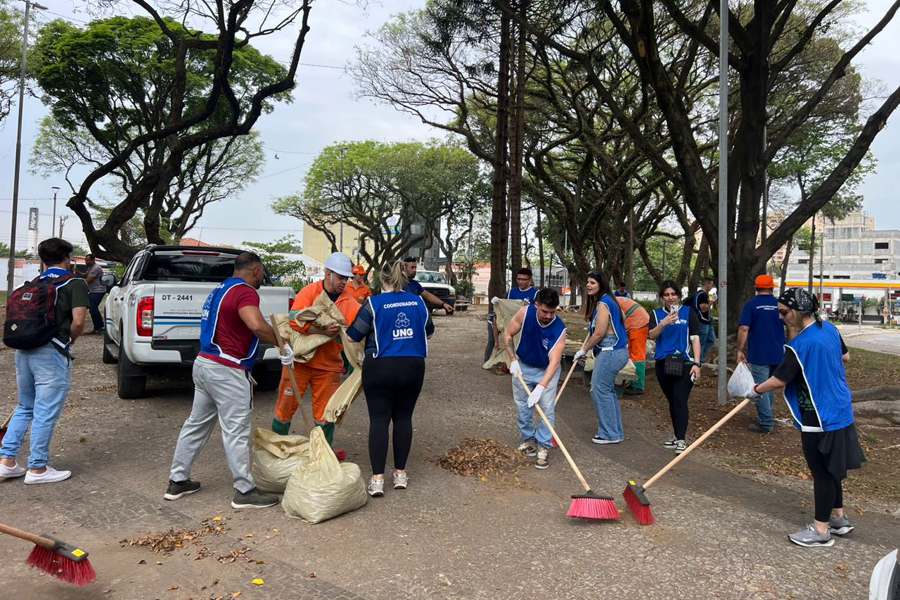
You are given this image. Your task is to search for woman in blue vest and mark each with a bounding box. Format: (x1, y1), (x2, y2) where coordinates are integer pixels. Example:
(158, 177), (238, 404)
(750, 288), (865, 548)
(575, 271), (630, 444)
(347, 261), (434, 498)
(647, 280), (701, 454)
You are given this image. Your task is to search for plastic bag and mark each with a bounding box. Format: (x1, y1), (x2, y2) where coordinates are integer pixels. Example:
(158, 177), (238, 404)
(727, 362), (756, 399)
(251, 428), (310, 493)
(282, 427), (367, 523)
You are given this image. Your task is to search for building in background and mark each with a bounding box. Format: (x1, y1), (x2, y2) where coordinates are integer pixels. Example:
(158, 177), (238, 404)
(784, 211), (900, 321)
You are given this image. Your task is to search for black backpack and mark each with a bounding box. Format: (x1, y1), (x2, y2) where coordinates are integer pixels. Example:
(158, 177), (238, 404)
(3, 274), (73, 350)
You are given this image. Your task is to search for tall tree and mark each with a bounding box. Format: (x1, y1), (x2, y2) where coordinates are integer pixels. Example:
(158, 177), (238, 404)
(35, 2), (313, 261)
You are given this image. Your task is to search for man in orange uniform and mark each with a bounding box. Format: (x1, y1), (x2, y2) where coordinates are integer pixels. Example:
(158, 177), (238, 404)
(272, 252), (360, 445)
(615, 295), (650, 395)
(346, 265), (372, 305)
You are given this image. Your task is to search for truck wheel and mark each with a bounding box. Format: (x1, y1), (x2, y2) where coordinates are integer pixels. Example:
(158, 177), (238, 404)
(254, 367), (281, 392)
(117, 343), (147, 399)
(102, 329), (118, 364)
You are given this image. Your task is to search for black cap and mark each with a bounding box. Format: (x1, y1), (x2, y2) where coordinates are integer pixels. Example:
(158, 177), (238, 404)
(401, 256), (417, 263)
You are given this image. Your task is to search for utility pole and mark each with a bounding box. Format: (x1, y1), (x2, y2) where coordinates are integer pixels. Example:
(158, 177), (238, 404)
(51, 185), (60, 238)
(716, 0), (729, 403)
(338, 146), (347, 253)
(6, 0), (46, 295)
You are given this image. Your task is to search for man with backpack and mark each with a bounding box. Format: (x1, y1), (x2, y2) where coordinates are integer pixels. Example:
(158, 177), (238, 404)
(0, 238), (89, 484)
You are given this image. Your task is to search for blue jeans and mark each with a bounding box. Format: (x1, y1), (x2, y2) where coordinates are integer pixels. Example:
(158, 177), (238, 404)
(1, 344), (71, 469)
(590, 346), (629, 441)
(512, 362), (560, 449)
(88, 291), (105, 331)
(749, 363), (776, 431)
(699, 321), (716, 362)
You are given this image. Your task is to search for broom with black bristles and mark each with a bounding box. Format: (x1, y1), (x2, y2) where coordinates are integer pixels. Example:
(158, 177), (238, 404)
(623, 398), (751, 525)
(0, 521), (96, 586)
(513, 371), (619, 521)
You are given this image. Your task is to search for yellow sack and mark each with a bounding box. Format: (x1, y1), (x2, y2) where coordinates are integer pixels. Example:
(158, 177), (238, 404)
(615, 359), (638, 385)
(250, 428), (310, 493)
(323, 329), (365, 424)
(282, 427), (368, 524)
(482, 298), (528, 370)
(272, 291), (348, 363)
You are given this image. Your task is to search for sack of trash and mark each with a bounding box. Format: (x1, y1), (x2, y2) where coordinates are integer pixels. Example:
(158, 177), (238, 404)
(614, 359), (638, 385)
(251, 428), (310, 493)
(727, 362), (757, 399)
(282, 427), (367, 523)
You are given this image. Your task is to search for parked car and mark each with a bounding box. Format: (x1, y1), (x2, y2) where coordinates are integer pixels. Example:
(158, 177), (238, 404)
(414, 269), (467, 314)
(103, 245), (292, 399)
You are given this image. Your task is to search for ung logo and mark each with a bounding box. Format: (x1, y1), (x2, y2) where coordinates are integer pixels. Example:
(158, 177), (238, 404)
(393, 312), (414, 340)
(542, 337), (550, 350)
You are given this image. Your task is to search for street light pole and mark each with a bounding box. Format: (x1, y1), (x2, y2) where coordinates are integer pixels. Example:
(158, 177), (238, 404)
(51, 185), (60, 238)
(6, 0), (46, 295)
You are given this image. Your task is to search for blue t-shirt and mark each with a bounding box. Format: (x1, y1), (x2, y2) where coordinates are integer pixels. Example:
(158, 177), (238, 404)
(738, 294), (785, 366)
(507, 286), (537, 302)
(405, 279), (424, 296)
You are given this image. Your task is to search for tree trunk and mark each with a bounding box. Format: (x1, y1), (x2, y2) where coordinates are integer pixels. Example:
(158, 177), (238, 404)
(808, 213), (817, 294)
(507, 0), (527, 273)
(626, 205), (635, 291)
(536, 207), (545, 286)
(488, 10), (511, 300)
(780, 236), (793, 289)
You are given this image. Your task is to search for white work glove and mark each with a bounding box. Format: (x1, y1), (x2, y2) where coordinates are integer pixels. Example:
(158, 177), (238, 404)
(491, 296), (501, 305)
(574, 349), (586, 362)
(509, 360), (522, 378)
(527, 384), (546, 408)
(279, 343), (294, 366)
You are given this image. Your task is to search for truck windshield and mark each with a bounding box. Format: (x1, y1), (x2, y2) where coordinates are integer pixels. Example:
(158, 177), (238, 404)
(415, 271), (446, 284)
(142, 251), (242, 283)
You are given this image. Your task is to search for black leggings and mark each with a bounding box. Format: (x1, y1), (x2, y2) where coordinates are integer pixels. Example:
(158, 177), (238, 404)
(362, 356), (425, 475)
(801, 432), (844, 522)
(654, 360), (694, 440)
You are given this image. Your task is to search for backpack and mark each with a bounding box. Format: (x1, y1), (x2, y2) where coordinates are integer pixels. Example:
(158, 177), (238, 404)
(3, 274), (73, 350)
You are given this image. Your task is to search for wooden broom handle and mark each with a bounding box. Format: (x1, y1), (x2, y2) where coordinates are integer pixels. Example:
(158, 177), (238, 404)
(0, 522), (54, 549)
(553, 338), (588, 407)
(643, 398), (751, 490)
(514, 371), (592, 493)
(269, 315), (312, 429)
(1, 410), (12, 431)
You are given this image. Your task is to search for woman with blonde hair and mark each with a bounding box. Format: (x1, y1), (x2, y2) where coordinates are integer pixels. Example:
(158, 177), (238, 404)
(347, 260), (434, 497)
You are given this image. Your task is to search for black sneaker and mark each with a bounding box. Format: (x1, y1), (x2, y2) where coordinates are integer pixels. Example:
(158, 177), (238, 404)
(231, 488), (279, 509)
(164, 479), (201, 501)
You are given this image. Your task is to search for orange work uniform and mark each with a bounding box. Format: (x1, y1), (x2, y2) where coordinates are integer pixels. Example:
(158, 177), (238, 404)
(346, 280), (372, 305)
(273, 281), (361, 427)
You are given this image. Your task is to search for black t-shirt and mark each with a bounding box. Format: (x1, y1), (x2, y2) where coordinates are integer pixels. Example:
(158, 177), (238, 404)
(773, 333), (848, 427)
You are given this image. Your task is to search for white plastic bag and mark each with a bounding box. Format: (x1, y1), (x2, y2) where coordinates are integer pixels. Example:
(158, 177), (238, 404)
(251, 428), (310, 493)
(727, 362), (756, 399)
(282, 427), (367, 523)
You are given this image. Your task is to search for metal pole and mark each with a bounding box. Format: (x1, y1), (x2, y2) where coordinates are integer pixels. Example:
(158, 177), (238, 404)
(7, 0), (34, 295)
(716, 0), (729, 402)
(51, 186), (59, 239)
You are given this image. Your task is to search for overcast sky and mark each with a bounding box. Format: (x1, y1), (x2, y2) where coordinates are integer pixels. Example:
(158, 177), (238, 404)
(0, 0), (898, 253)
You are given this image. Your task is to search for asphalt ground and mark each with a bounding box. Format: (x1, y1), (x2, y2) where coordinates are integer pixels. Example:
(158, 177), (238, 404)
(0, 308), (897, 599)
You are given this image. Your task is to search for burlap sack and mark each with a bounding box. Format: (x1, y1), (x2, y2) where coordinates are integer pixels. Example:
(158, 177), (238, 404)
(251, 428), (310, 493)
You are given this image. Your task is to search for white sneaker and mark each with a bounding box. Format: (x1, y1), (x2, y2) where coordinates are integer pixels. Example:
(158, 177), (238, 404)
(0, 462), (26, 481)
(24, 466), (72, 485)
(367, 477), (384, 497)
(535, 448), (549, 470)
(392, 470), (408, 490)
(516, 442), (537, 458)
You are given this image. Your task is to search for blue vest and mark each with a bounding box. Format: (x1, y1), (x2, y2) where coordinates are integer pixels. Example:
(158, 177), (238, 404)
(199, 277), (259, 370)
(516, 304), (566, 369)
(369, 291), (429, 358)
(507, 287), (537, 303)
(653, 306), (693, 361)
(783, 322), (854, 432)
(589, 294), (628, 354)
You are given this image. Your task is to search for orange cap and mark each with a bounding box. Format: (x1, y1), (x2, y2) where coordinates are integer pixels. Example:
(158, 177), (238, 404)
(352, 265), (365, 276)
(754, 274), (775, 289)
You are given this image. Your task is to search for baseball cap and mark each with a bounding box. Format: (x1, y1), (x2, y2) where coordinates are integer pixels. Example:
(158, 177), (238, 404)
(754, 274), (775, 289)
(324, 252), (353, 277)
(352, 264), (365, 276)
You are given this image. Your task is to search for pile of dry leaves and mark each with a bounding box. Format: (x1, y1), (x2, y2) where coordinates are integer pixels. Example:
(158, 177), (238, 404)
(120, 516), (228, 555)
(437, 438), (526, 478)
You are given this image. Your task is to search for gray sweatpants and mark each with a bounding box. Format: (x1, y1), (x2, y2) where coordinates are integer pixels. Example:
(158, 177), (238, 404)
(169, 357), (255, 493)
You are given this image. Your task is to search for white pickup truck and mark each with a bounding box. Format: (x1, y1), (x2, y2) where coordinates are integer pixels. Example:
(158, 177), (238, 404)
(103, 245), (293, 399)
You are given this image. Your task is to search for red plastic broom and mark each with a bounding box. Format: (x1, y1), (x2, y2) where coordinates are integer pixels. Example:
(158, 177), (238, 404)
(513, 371), (619, 521)
(624, 398), (751, 525)
(0, 521), (96, 586)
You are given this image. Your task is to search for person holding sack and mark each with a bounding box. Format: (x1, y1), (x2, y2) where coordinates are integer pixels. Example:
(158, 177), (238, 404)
(648, 280), (702, 454)
(576, 272), (629, 445)
(504, 288), (567, 469)
(614, 294), (651, 395)
(748, 288), (864, 548)
(346, 261), (434, 497)
(1, 238), (88, 484)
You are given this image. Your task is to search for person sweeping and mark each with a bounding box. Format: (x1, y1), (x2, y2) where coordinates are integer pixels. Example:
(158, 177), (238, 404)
(748, 288), (865, 548)
(346, 261), (434, 497)
(503, 288), (567, 469)
(272, 252), (361, 447)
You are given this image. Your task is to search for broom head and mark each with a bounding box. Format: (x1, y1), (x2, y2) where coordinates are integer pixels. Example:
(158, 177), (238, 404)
(26, 537), (96, 587)
(567, 490), (620, 521)
(623, 480), (655, 525)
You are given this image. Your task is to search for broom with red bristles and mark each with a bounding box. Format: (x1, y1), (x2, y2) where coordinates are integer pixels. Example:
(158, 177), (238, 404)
(513, 371), (619, 521)
(623, 398), (751, 525)
(0, 521), (96, 586)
